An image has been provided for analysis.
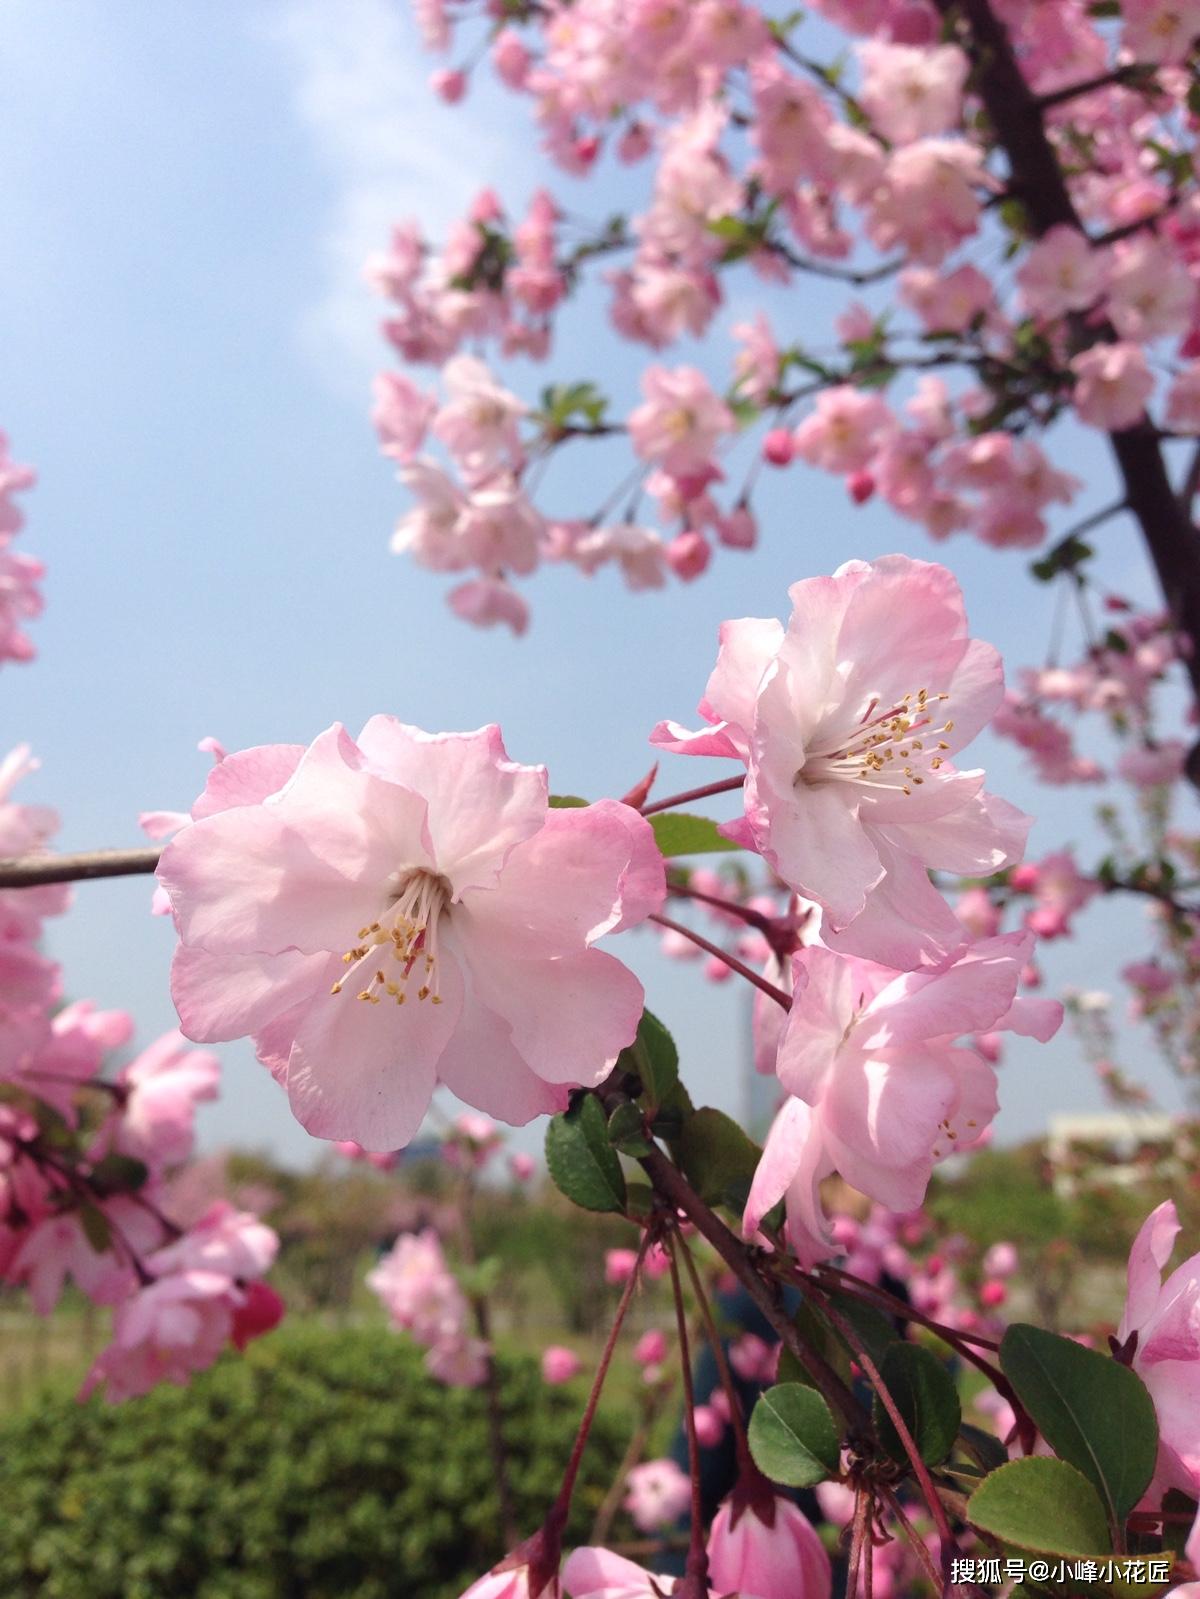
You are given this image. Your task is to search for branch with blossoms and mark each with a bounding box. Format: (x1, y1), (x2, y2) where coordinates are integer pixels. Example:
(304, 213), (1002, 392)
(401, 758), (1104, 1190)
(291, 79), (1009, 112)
(377, 0), (1200, 821)
(9, 538), (1200, 1593)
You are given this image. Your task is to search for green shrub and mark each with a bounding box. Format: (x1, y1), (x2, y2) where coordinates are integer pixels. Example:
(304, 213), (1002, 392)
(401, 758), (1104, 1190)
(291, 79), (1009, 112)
(0, 1323), (626, 1599)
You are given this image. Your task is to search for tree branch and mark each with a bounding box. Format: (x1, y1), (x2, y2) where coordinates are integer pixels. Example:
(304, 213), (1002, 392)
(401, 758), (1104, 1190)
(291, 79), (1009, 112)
(0, 847), (161, 888)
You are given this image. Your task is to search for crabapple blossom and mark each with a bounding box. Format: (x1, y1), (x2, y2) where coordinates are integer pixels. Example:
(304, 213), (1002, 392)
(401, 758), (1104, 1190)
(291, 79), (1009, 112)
(745, 935), (1061, 1263)
(541, 1345), (583, 1384)
(1016, 226), (1110, 320)
(1118, 1201), (1200, 1500)
(112, 1030), (220, 1167)
(707, 1491), (831, 1599)
(856, 41), (967, 143)
(1071, 343), (1155, 431)
(653, 557), (1028, 968)
(159, 719), (663, 1149)
(623, 1459), (691, 1532)
(627, 365), (734, 477)
(562, 1548), (677, 1598)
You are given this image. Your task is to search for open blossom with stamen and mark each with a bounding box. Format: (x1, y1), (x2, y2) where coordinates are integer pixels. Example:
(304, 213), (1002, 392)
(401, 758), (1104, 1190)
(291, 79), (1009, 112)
(158, 720), (664, 1150)
(743, 935), (1061, 1264)
(652, 556), (1028, 968)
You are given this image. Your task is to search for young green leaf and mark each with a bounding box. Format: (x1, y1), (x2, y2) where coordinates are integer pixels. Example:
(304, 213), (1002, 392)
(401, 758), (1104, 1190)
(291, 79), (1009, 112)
(748, 1384), (840, 1487)
(1000, 1323), (1158, 1530)
(545, 1095), (627, 1214)
(968, 1457), (1112, 1558)
(872, 1342), (961, 1467)
(648, 812), (742, 857)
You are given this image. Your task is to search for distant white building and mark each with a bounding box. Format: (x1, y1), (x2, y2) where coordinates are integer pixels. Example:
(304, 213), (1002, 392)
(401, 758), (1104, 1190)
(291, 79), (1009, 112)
(1046, 1112), (1185, 1197)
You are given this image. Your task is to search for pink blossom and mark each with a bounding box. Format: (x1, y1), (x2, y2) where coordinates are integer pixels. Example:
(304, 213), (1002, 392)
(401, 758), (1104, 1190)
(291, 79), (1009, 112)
(562, 1548), (676, 1598)
(1118, 1201), (1200, 1499)
(448, 576), (530, 636)
(159, 721), (663, 1149)
(146, 1202), (278, 1282)
(605, 1248), (639, 1285)
(458, 1564), (556, 1599)
(368, 1229), (467, 1340)
(426, 1334), (490, 1387)
(1121, 0), (1200, 63)
(715, 505), (757, 549)
(857, 41), (967, 143)
(1071, 342), (1155, 431)
(664, 530), (711, 581)
(634, 1329), (667, 1366)
(573, 523), (667, 591)
(627, 366), (734, 477)
(492, 30), (532, 90)
(509, 1152), (536, 1182)
(541, 1345), (583, 1384)
(729, 1332), (776, 1383)
(114, 1031), (220, 1167)
(900, 264), (995, 333)
(1118, 740), (1186, 787)
(733, 314), (780, 404)
(372, 372), (436, 463)
(955, 887), (1001, 940)
(792, 386), (894, 475)
(762, 427), (795, 466)
(1023, 848), (1097, 939)
(694, 1404), (725, 1448)
(983, 1240), (1019, 1278)
(867, 139), (989, 264)
(707, 1491), (831, 1599)
(432, 356), (526, 483)
(80, 1271), (241, 1403)
(1108, 236), (1196, 343)
(623, 1459), (691, 1532)
(744, 936), (1060, 1263)
(652, 557), (1028, 968)
(1016, 226), (1110, 319)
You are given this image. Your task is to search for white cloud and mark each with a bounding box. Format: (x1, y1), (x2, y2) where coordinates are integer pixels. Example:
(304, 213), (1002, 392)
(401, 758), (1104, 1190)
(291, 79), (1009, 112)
(266, 0), (526, 393)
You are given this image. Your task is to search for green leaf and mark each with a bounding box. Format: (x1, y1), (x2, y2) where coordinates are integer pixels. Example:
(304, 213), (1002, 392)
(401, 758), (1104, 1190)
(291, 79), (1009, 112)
(957, 1422), (1009, 1476)
(606, 1102), (651, 1158)
(999, 1323), (1158, 1530)
(549, 794), (589, 808)
(79, 1203), (112, 1255)
(1030, 536), (1094, 584)
(776, 1301), (841, 1388)
(748, 1383), (840, 1487)
(89, 1154), (151, 1196)
(677, 1108), (762, 1212)
(648, 812), (741, 857)
(968, 1457), (1112, 1558)
(872, 1342), (961, 1467)
(620, 1009), (679, 1110)
(545, 1095), (627, 1214)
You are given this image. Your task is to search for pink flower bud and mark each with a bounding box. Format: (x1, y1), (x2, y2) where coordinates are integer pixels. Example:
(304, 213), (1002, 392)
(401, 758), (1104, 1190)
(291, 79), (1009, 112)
(634, 1329), (668, 1366)
(715, 505), (757, 549)
(979, 1280), (1007, 1309)
(665, 530), (712, 581)
(1010, 863), (1040, 893)
(604, 1248), (639, 1285)
(847, 469), (876, 504)
(762, 427), (795, 466)
(541, 1345), (583, 1385)
(694, 1403), (726, 1448)
(431, 68), (467, 104)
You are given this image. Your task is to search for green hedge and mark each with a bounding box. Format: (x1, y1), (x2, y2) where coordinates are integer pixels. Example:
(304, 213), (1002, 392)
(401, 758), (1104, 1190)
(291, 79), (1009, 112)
(0, 1324), (626, 1599)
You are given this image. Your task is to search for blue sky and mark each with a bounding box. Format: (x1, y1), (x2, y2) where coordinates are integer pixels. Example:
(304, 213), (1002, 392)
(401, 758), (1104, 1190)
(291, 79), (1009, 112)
(3, 0), (1194, 1166)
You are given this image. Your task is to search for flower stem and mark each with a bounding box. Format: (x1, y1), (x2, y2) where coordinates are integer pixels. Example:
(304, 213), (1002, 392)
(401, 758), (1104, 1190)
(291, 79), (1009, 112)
(667, 1230), (710, 1589)
(640, 775), (745, 817)
(649, 913), (792, 1010)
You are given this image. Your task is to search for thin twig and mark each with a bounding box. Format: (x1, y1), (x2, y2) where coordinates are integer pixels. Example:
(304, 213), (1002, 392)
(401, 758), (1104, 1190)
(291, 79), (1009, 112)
(649, 913), (792, 1010)
(0, 847), (161, 888)
(640, 775), (745, 817)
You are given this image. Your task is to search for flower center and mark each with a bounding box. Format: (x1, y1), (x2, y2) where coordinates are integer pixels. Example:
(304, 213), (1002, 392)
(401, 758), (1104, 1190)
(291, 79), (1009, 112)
(797, 688), (954, 796)
(330, 870), (451, 1008)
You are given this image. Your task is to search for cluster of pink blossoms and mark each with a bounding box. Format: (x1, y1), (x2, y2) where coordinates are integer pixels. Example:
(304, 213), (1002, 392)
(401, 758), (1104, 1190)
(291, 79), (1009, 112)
(0, 433), (43, 665)
(0, 801), (282, 1403)
(367, 1226), (488, 1387)
(648, 555), (1064, 1257)
(0, 482), (281, 1403)
(370, 0), (1200, 630)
